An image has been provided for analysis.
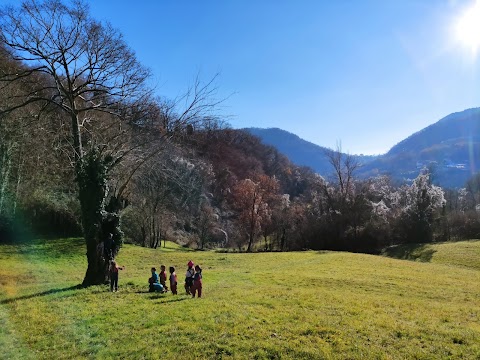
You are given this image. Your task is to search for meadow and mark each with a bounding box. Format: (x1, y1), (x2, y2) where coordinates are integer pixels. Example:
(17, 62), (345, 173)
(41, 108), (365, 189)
(0, 238), (479, 359)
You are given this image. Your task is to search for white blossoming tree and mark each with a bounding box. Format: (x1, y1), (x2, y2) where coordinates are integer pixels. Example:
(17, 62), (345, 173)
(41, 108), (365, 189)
(398, 173), (446, 243)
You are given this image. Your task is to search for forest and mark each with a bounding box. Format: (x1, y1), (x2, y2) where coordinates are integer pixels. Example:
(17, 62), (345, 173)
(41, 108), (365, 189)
(1, 0), (480, 285)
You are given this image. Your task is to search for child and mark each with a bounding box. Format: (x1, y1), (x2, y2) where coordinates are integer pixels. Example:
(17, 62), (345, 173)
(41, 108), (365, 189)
(169, 266), (178, 295)
(185, 260), (195, 295)
(148, 267), (164, 293)
(191, 265), (203, 298)
(109, 260), (125, 292)
(159, 265), (168, 291)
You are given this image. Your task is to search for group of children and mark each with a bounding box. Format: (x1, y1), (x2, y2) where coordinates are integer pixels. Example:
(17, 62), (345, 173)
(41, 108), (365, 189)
(140, 260), (203, 298)
(184, 260), (203, 298)
(148, 265), (177, 294)
(148, 262), (202, 297)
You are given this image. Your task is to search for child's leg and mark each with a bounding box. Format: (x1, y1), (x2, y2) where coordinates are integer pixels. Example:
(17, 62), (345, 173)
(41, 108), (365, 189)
(197, 285), (202, 298)
(113, 273), (119, 291)
(191, 283), (196, 297)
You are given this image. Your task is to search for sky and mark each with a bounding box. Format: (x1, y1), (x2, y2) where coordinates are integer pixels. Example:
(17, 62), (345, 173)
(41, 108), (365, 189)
(5, 0), (480, 154)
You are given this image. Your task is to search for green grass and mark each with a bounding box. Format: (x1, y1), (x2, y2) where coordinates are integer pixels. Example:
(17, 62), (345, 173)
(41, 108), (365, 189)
(1, 239), (479, 359)
(382, 239), (480, 270)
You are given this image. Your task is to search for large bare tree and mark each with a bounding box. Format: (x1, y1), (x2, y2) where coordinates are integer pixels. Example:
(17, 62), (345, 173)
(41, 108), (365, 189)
(232, 175), (279, 252)
(0, 0), (152, 285)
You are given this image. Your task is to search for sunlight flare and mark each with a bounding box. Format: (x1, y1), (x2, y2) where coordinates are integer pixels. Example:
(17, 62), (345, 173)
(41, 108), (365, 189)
(455, 0), (480, 55)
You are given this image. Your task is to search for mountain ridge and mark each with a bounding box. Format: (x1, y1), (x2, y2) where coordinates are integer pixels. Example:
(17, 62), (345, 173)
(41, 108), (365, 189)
(244, 107), (480, 188)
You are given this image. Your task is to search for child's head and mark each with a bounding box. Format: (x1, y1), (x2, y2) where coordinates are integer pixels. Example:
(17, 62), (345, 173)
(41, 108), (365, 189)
(195, 265), (202, 273)
(151, 267), (156, 273)
(187, 260), (194, 268)
(169, 266), (175, 274)
(160, 265), (166, 271)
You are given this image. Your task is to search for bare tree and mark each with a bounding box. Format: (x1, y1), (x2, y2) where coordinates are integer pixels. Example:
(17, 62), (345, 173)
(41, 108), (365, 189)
(0, 0), (152, 285)
(125, 148), (205, 248)
(321, 145), (365, 248)
(324, 145), (359, 200)
(195, 203), (218, 250)
(232, 175), (280, 252)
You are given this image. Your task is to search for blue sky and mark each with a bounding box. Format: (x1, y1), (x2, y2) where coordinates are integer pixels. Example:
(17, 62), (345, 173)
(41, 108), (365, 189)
(8, 0), (480, 154)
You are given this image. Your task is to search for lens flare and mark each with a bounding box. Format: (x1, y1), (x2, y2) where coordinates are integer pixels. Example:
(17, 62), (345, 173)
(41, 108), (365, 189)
(455, 0), (480, 56)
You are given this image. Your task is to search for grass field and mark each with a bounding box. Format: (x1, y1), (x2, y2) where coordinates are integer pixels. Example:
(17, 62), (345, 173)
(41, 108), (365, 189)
(0, 238), (479, 359)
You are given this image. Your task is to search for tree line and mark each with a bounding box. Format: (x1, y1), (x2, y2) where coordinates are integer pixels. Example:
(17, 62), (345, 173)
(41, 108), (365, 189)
(1, 0), (480, 287)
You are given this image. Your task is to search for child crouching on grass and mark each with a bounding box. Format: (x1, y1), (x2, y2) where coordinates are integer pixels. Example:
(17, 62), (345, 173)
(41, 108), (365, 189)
(191, 265), (202, 298)
(149, 267), (165, 293)
(109, 260), (125, 292)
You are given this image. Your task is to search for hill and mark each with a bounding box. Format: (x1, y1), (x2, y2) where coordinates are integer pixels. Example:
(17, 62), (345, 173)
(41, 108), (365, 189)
(245, 108), (480, 187)
(1, 238), (479, 359)
(382, 240), (480, 270)
(359, 108), (480, 187)
(244, 127), (378, 176)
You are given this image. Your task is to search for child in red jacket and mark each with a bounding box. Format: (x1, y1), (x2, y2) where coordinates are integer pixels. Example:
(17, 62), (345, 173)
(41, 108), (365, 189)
(191, 265), (202, 298)
(169, 266), (178, 295)
(109, 260), (125, 292)
(159, 265), (168, 291)
(185, 260), (195, 295)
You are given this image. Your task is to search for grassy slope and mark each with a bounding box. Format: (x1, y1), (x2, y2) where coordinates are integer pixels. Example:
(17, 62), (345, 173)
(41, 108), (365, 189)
(0, 239), (479, 360)
(382, 240), (480, 270)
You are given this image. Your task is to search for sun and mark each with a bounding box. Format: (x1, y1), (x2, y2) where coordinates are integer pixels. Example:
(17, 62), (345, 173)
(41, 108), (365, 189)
(455, 0), (480, 55)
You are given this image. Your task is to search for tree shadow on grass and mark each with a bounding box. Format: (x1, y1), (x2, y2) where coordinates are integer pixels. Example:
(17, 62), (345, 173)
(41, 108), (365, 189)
(0, 284), (83, 305)
(382, 243), (437, 262)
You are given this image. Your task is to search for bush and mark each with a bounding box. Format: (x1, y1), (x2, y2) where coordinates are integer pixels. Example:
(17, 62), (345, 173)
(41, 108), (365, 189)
(0, 213), (33, 243)
(448, 211), (480, 240)
(21, 189), (82, 238)
(0, 213), (14, 243)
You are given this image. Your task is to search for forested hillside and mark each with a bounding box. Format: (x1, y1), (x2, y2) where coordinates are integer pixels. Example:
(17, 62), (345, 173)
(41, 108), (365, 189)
(247, 109), (480, 188)
(245, 127), (378, 176)
(246, 108), (480, 188)
(2, 1), (480, 285)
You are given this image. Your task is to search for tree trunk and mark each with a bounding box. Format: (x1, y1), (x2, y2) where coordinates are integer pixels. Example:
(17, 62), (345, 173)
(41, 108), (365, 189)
(83, 231), (107, 285)
(247, 233), (254, 252)
(247, 195), (257, 252)
(0, 146), (12, 214)
(71, 112), (83, 163)
(12, 156), (24, 215)
(280, 228), (286, 251)
(77, 149), (109, 286)
(141, 224), (146, 247)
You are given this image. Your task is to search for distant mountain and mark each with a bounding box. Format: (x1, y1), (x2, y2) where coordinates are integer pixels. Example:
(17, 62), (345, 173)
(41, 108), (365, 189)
(244, 127), (377, 176)
(359, 108), (480, 187)
(245, 107), (480, 188)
